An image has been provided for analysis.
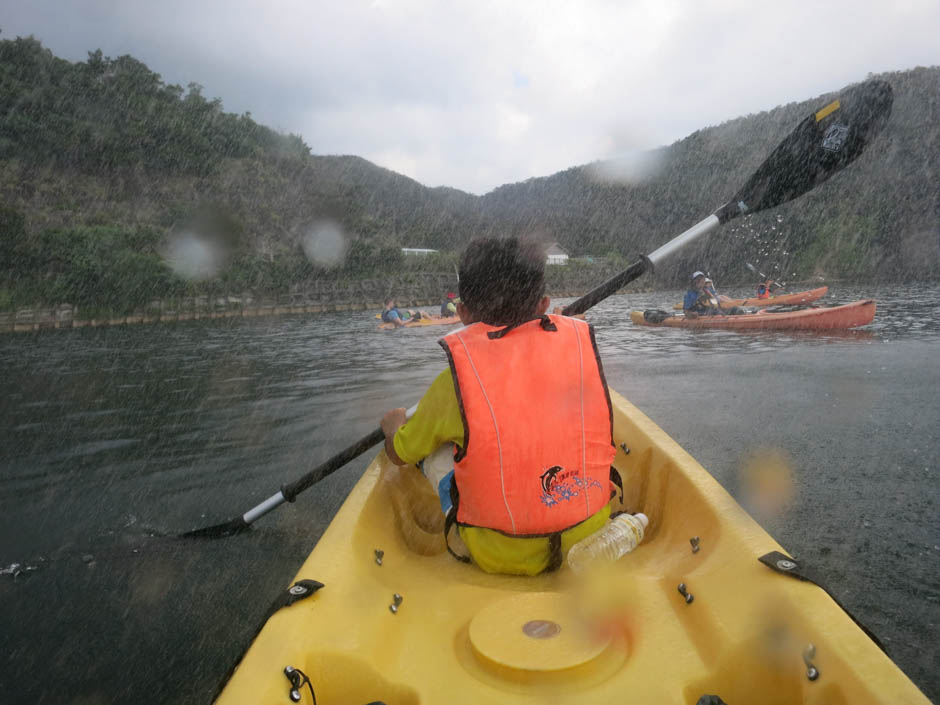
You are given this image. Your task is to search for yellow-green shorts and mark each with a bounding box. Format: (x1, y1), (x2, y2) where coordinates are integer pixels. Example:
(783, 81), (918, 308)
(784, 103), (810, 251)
(459, 504), (611, 576)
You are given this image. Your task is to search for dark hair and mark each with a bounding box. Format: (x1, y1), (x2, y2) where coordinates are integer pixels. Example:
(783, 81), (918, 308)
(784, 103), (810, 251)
(458, 237), (545, 325)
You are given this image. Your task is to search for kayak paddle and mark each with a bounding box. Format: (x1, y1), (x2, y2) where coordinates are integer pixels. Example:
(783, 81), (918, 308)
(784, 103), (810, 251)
(562, 78), (892, 315)
(181, 78), (893, 538)
(746, 262), (788, 294)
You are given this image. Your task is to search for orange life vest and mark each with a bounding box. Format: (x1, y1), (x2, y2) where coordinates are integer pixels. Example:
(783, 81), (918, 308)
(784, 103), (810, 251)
(439, 315), (616, 536)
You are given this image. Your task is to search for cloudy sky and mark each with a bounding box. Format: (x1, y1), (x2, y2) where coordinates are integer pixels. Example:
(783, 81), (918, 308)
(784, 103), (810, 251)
(3, 0), (938, 194)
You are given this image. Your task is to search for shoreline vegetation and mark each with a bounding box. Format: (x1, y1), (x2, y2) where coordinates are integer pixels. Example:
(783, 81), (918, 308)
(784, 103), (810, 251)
(0, 268), (649, 333)
(2, 37), (938, 327)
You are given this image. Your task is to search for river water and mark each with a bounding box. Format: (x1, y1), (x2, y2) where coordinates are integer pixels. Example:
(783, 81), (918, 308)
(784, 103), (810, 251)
(1, 283), (938, 704)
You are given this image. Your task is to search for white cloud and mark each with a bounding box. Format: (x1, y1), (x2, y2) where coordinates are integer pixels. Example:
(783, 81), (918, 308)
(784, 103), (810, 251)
(2, 0), (938, 193)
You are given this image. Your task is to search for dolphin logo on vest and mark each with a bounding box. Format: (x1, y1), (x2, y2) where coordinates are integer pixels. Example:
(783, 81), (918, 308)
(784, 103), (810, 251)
(540, 465), (564, 494)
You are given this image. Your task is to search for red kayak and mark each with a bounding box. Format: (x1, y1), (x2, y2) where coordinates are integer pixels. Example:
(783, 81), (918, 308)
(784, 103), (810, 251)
(632, 300), (875, 331)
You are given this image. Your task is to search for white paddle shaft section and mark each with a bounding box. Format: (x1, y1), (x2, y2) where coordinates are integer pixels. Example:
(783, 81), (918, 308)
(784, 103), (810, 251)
(647, 214), (721, 267)
(241, 403), (419, 525)
(243, 491), (288, 524)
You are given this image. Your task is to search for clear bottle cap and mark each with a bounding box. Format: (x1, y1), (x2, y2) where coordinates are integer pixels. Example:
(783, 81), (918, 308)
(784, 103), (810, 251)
(634, 512), (649, 529)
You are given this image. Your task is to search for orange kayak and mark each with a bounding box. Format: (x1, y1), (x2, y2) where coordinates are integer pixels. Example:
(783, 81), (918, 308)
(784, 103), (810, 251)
(632, 299), (875, 331)
(673, 286), (829, 310)
(723, 285), (829, 307)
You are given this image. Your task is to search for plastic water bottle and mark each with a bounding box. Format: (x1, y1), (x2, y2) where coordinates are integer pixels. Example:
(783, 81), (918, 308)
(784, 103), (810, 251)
(566, 512), (649, 574)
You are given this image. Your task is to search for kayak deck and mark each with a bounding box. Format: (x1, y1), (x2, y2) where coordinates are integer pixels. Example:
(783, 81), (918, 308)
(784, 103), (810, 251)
(215, 390), (926, 704)
(636, 299), (875, 330)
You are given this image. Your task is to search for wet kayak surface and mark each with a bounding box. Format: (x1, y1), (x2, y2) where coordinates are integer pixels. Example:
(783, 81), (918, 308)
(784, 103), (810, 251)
(1, 282), (937, 703)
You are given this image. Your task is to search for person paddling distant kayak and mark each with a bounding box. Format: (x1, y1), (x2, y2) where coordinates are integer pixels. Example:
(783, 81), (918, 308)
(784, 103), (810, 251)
(757, 278), (782, 299)
(381, 298), (425, 327)
(440, 292), (457, 317)
(684, 271), (742, 317)
(381, 237), (617, 576)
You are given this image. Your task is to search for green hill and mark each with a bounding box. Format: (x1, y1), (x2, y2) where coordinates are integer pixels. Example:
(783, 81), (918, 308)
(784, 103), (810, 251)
(1, 34), (937, 312)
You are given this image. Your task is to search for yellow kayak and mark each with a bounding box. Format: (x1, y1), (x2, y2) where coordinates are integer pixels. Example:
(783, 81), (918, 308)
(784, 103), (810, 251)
(377, 315), (461, 330)
(215, 390), (929, 704)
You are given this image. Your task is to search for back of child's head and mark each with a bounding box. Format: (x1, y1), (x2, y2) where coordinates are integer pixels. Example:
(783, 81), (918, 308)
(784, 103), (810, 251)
(458, 237), (545, 326)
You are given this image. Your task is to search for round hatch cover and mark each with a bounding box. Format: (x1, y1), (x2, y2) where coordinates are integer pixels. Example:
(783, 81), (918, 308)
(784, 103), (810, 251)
(469, 592), (610, 673)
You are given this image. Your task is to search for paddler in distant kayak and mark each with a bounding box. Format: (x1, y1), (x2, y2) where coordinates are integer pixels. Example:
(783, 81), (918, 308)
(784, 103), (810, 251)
(440, 292), (457, 317)
(380, 237), (617, 576)
(684, 271), (742, 317)
(381, 298), (425, 327)
(683, 271), (721, 316)
(756, 278), (783, 299)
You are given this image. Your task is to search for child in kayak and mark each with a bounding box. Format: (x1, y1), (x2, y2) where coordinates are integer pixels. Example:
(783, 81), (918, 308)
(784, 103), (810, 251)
(381, 237), (617, 576)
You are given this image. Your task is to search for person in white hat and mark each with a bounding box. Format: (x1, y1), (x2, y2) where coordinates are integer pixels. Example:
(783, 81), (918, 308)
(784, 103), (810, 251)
(683, 271), (714, 316)
(684, 271), (742, 317)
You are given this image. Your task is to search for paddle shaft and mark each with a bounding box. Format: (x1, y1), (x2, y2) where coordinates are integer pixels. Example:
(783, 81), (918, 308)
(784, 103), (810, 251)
(182, 410), (412, 537)
(562, 214), (721, 316)
(249, 427), (386, 520)
(748, 262), (788, 293)
(183, 79), (892, 538)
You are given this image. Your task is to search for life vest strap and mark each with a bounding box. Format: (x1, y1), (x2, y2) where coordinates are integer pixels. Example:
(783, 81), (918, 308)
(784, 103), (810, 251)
(486, 314), (558, 339)
(610, 467), (624, 503)
(444, 484), (472, 564)
(546, 533), (563, 572)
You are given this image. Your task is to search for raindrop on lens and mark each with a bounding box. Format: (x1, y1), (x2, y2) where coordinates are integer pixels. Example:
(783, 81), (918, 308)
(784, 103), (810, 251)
(302, 221), (347, 267)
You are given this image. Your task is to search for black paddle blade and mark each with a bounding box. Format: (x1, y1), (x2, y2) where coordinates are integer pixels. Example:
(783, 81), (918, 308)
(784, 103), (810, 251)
(179, 516), (250, 539)
(716, 79), (893, 224)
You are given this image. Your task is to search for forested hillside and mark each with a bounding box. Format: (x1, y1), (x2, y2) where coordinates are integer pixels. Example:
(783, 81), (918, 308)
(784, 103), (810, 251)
(0, 35), (937, 312)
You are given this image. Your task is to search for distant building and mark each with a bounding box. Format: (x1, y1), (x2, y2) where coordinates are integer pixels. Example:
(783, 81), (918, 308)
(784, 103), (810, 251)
(545, 242), (569, 265)
(401, 247), (438, 256)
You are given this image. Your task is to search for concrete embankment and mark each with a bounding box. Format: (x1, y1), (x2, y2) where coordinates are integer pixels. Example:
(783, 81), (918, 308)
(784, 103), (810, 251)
(2, 269), (634, 333)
